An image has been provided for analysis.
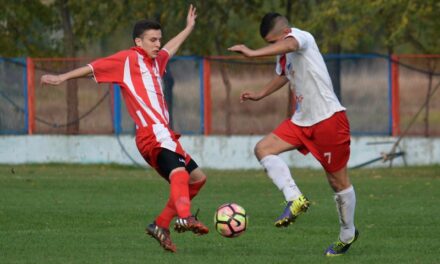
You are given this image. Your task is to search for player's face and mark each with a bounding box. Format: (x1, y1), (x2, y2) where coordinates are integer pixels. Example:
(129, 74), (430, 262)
(136, 29), (162, 58)
(264, 27), (290, 44)
(264, 31), (285, 44)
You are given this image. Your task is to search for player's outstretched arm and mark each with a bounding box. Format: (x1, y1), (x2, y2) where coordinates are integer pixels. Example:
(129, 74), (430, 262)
(163, 4), (197, 57)
(228, 37), (298, 58)
(240, 74), (288, 102)
(41, 66), (92, 86)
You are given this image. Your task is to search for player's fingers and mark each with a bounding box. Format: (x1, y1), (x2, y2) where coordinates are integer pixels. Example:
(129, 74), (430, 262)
(191, 6), (196, 18)
(229, 44), (245, 52)
(240, 92), (249, 100)
(187, 5), (192, 18)
(41, 75), (50, 84)
(42, 75), (59, 85)
(228, 45), (240, 51)
(241, 96), (251, 103)
(246, 93), (258, 101)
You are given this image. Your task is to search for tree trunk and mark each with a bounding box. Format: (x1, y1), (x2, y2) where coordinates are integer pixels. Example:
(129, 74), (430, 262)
(215, 38), (232, 135)
(285, 0), (293, 21)
(328, 26), (341, 102)
(325, 18), (341, 101)
(58, 0), (79, 134)
(424, 72), (433, 137)
(327, 53), (341, 101)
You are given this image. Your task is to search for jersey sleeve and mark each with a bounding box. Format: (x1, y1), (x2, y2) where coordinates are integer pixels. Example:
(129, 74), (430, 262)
(156, 49), (170, 76)
(285, 28), (309, 51)
(88, 51), (128, 84)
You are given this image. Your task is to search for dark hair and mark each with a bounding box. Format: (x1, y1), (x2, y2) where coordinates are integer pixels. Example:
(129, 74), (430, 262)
(132, 19), (161, 40)
(260, 12), (282, 38)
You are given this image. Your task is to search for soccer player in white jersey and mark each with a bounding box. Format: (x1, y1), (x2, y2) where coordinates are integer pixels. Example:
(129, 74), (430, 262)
(41, 5), (209, 253)
(229, 13), (358, 256)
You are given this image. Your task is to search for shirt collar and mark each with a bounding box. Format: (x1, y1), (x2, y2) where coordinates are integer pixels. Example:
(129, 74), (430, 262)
(130, 46), (153, 61)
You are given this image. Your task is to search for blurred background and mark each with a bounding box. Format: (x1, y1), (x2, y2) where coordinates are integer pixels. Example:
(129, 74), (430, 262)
(1, 0), (439, 137)
(1, 3), (439, 262)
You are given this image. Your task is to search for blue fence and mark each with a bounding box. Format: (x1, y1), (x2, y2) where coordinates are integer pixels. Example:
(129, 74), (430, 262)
(1, 54), (438, 136)
(324, 53), (393, 135)
(0, 57), (28, 134)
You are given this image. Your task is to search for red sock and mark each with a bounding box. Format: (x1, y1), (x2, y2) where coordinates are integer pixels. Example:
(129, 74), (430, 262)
(155, 201), (175, 229)
(156, 177), (206, 228)
(169, 170), (191, 218)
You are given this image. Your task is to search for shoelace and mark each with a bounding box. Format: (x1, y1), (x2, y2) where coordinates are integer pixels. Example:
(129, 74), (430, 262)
(194, 208), (200, 220)
(280, 201), (291, 206)
(176, 208), (201, 227)
(332, 241), (347, 251)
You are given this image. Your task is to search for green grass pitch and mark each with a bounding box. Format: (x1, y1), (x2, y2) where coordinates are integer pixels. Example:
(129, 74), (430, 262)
(1, 164), (439, 263)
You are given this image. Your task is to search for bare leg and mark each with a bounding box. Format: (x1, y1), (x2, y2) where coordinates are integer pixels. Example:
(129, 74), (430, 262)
(189, 167), (206, 184)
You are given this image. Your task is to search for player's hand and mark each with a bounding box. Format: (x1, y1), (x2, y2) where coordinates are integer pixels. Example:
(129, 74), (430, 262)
(240, 91), (263, 102)
(40, 74), (64, 85)
(228, 44), (255, 57)
(186, 4), (197, 29)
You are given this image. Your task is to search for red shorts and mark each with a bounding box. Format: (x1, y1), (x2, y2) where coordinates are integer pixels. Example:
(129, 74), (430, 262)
(273, 111), (351, 173)
(135, 126), (192, 173)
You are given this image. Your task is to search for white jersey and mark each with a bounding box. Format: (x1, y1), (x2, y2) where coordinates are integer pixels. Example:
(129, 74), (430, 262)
(275, 28), (345, 126)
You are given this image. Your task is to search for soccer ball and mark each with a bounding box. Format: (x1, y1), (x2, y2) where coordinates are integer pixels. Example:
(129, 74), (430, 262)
(214, 203), (247, 238)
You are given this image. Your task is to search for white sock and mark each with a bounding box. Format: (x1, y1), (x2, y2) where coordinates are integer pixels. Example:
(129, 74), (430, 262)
(260, 155), (302, 201)
(334, 185), (356, 243)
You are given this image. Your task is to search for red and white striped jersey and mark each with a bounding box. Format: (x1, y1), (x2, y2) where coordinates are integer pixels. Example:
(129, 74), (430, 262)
(89, 46), (171, 129)
(88, 46), (188, 156)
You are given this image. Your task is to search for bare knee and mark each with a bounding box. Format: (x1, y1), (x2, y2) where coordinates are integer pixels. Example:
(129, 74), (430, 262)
(254, 134), (296, 160)
(189, 168), (206, 184)
(254, 140), (270, 160)
(326, 167), (351, 192)
(327, 177), (348, 192)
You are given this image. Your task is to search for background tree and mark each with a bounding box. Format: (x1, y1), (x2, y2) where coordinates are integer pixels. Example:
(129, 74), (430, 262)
(0, 0), (56, 56)
(122, 0), (264, 134)
(54, 0), (126, 133)
(1, 0), (439, 135)
(2, 1), (439, 57)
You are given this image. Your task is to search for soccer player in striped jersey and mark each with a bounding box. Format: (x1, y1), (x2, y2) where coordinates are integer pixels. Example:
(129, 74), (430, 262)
(229, 13), (358, 256)
(41, 5), (208, 253)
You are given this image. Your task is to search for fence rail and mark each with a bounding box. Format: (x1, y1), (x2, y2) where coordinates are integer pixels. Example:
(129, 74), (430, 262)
(0, 54), (439, 136)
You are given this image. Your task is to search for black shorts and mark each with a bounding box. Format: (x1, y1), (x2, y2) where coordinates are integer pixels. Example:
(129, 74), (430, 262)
(156, 148), (199, 181)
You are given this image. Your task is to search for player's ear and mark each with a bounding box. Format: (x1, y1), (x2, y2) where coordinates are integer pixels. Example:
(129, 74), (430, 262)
(134, 37), (142, 47)
(283, 27), (291, 34)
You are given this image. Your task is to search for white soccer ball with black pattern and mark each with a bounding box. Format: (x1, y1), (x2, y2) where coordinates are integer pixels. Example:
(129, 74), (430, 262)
(214, 203), (248, 238)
